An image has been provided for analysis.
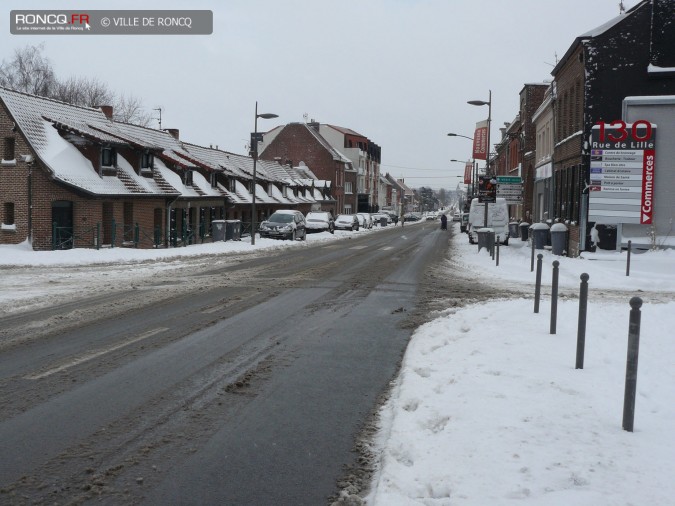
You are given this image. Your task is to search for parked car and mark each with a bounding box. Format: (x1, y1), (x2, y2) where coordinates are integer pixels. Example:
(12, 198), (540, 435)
(371, 212), (391, 225)
(334, 214), (359, 231)
(356, 213), (373, 229)
(259, 210), (307, 240)
(403, 213), (421, 222)
(305, 211), (334, 234)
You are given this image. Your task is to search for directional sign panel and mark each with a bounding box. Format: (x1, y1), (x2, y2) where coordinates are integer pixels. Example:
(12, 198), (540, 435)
(497, 178), (523, 204)
(589, 122), (656, 224)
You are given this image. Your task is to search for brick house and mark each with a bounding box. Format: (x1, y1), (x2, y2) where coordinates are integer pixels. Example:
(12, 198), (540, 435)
(259, 122), (359, 215)
(0, 87), (331, 250)
(315, 124), (382, 213)
(550, 0), (675, 255)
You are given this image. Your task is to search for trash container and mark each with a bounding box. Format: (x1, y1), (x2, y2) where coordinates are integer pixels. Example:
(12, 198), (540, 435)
(380, 217), (388, 227)
(476, 228), (495, 253)
(550, 223), (568, 255)
(212, 220), (226, 241)
(509, 222), (520, 241)
(225, 220), (241, 241)
(530, 222), (550, 250)
(519, 222), (530, 241)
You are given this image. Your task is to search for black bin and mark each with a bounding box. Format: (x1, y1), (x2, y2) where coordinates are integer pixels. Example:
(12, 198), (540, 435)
(519, 222), (530, 241)
(550, 223), (568, 256)
(530, 223), (550, 250)
(212, 220), (226, 241)
(225, 220), (241, 241)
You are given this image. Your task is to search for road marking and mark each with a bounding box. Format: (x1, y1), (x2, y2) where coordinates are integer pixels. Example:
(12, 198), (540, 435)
(380, 246), (393, 251)
(202, 305), (226, 314)
(25, 327), (169, 380)
(349, 245), (368, 250)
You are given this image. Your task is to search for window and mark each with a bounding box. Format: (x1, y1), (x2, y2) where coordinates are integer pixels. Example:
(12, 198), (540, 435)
(228, 178), (236, 192)
(210, 172), (217, 188)
(3, 202), (15, 225)
(141, 151), (154, 170)
(3, 137), (15, 161)
(185, 170), (193, 186)
(345, 182), (353, 194)
(101, 147), (117, 167)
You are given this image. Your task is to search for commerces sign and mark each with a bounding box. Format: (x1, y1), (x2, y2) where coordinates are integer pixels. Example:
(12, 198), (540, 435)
(589, 121), (656, 225)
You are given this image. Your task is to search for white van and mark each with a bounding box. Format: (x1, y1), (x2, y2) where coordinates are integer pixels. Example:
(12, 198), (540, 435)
(467, 198), (509, 245)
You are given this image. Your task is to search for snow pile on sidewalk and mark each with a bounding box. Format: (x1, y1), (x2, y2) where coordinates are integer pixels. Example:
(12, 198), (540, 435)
(367, 229), (675, 505)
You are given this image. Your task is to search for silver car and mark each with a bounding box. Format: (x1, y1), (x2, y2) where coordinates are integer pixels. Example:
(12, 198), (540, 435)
(334, 214), (359, 231)
(305, 211), (335, 234)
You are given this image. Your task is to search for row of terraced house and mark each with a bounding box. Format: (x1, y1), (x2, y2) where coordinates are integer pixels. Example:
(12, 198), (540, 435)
(0, 86), (409, 251)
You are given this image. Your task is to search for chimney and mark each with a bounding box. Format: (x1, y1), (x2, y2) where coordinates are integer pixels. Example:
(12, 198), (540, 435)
(166, 128), (179, 140)
(308, 121), (320, 131)
(98, 105), (113, 120)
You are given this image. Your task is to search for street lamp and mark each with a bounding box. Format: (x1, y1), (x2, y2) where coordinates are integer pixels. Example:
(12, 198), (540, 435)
(468, 90), (492, 227)
(447, 133), (474, 141)
(448, 133), (479, 201)
(250, 101), (278, 246)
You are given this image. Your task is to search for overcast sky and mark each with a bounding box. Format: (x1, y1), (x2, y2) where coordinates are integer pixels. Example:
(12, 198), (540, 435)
(2, 0), (638, 190)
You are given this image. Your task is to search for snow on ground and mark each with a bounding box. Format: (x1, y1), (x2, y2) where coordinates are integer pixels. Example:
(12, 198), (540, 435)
(2, 221), (674, 506)
(366, 224), (675, 506)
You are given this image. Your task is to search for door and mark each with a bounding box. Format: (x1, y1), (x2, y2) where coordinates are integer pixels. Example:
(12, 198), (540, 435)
(52, 201), (73, 249)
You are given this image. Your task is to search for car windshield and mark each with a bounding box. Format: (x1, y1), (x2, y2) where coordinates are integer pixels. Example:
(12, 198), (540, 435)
(336, 215), (351, 221)
(268, 214), (294, 223)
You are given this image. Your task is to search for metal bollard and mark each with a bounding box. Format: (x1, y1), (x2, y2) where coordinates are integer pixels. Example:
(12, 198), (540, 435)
(492, 235), (496, 260)
(626, 240), (632, 277)
(531, 237), (535, 272)
(550, 260), (559, 334)
(496, 236), (500, 266)
(575, 273), (589, 369)
(622, 297), (643, 432)
(534, 253), (543, 313)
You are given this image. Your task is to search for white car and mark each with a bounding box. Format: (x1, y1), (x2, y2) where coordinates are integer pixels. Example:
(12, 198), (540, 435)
(356, 213), (373, 229)
(334, 214), (359, 231)
(305, 211), (335, 234)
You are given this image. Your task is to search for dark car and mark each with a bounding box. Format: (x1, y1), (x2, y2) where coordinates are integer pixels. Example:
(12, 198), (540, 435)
(259, 210), (307, 240)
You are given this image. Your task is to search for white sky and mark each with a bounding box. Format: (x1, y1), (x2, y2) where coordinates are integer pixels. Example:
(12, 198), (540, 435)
(1, 0), (639, 190)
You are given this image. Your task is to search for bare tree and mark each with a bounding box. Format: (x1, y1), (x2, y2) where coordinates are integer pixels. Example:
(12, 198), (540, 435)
(114, 93), (153, 127)
(50, 75), (115, 107)
(0, 43), (56, 96)
(1, 44), (153, 127)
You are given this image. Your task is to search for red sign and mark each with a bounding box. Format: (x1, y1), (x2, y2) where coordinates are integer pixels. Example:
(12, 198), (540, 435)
(472, 120), (488, 160)
(641, 149), (655, 224)
(464, 162), (472, 184)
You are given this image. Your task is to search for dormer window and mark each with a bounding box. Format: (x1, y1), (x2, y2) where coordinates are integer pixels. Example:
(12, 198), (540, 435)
(228, 178), (236, 192)
(141, 151), (154, 171)
(267, 183), (273, 196)
(101, 147), (117, 167)
(210, 172), (217, 188)
(184, 170), (193, 186)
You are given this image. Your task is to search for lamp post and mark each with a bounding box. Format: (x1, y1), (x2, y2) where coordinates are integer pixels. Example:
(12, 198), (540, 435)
(448, 133), (478, 201)
(468, 90), (492, 227)
(447, 133), (474, 141)
(250, 101), (278, 246)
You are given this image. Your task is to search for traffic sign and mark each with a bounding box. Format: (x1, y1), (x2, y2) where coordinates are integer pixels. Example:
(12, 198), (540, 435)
(496, 176), (522, 184)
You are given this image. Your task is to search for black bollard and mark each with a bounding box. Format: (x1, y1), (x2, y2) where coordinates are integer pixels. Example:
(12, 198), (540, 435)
(622, 296), (643, 432)
(496, 236), (500, 266)
(550, 260), (559, 334)
(534, 253), (543, 313)
(626, 240), (632, 277)
(531, 237), (535, 272)
(576, 273), (589, 369)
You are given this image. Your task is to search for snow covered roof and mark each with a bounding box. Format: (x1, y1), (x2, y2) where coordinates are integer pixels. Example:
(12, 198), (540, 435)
(0, 87), (185, 196)
(1, 87), (324, 202)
